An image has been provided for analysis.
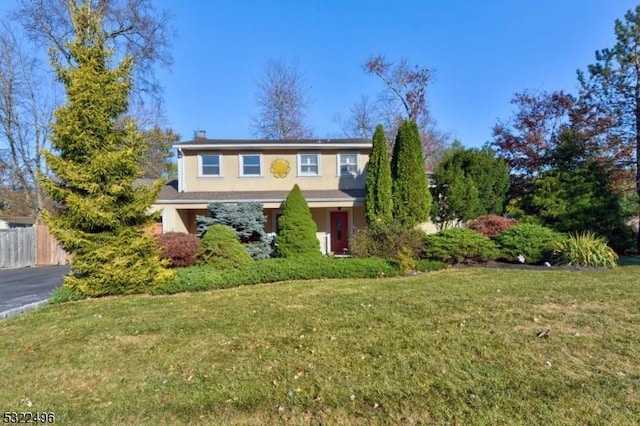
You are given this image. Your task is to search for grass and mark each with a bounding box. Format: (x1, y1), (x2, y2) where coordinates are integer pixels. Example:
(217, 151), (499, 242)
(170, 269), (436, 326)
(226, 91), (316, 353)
(1, 266), (639, 425)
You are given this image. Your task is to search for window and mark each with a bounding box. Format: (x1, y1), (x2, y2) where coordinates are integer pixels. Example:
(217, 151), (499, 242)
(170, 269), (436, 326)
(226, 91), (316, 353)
(298, 153), (319, 176)
(240, 154), (262, 176)
(338, 153), (358, 176)
(200, 154), (221, 176)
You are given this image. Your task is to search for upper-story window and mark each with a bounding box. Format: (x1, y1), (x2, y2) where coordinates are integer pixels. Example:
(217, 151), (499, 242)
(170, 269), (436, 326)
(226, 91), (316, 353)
(338, 153), (358, 176)
(298, 153), (320, 176)
(240, 154), (262, 177)
(199, 154), (221, 177)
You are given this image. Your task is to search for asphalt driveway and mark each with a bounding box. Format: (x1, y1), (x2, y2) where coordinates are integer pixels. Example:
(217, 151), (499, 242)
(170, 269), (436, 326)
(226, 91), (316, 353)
(0, 265), (70, 315)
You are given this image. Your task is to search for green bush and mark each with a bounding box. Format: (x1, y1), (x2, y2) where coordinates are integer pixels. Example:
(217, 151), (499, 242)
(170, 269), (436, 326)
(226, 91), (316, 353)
(276, 184), (322, 258)
(494, 224), (566, 264)
(49, 286), (87, 304)
(424, 227), (500, 264)
(553, 232), (618, 268)
(154, 257), (412, 294)
(350, 221), (426, 259)
(197, 224), (253, 270)
(416, 259), (449, 272)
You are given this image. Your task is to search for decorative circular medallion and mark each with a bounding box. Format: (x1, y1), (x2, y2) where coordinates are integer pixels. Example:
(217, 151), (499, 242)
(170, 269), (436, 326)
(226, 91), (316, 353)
(270, 158), (291, 178)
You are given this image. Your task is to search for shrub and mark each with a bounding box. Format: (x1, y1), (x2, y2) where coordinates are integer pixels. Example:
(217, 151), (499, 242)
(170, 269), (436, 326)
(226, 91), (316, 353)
(276, 184), (322, 258)
(49, 286), (87, 304)
(156, 232), (201, 268)
(350, 221), (426, 259)
(394, 246), (418, 273)
(553, 232), (618, 268)
(416, 259), (449, 272)
(196, 202), (272, 259)
(494, 224), (566, 264)
(154, 257), (421, 294)
(467, 215), (518, 238)
(197, 225), (253, 270)
(424, 227), (500, 264)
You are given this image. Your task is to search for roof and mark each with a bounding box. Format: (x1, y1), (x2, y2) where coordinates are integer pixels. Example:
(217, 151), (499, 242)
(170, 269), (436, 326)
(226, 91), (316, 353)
(155, 180), (364, 203)
(174, 137), (372, 150)
(0, 215), (37, 225)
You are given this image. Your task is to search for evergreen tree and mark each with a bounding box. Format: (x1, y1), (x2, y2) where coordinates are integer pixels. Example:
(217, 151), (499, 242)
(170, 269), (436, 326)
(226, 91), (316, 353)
(276, 184), (322, 258)
(39, 2), (171, 296)
(365, 124), (393, 224)
(390, 121), (431, 227)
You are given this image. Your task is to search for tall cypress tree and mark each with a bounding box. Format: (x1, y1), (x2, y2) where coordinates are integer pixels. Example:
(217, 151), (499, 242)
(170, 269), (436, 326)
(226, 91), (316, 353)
(276, 184), (322, 258)
(391, 121), (431, 227)
(40, 1), (172, 296)
(365, 124), (393, 224)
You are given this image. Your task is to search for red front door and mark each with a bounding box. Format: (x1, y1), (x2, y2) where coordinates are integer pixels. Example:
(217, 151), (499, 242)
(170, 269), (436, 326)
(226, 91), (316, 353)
(330, 211), (349, 254)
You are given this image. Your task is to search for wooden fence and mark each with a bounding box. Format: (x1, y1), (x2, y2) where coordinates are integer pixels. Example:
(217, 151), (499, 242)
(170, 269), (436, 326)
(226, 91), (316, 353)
(0, 225), (69, 269)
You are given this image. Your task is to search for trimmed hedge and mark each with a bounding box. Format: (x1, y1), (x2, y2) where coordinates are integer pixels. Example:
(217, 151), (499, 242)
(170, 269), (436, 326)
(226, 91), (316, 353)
(197, 224), (254, 270)
(154, 257), (418, 294)
(350, 221), (426, 260)
(424, 227), (500, 264)
(494, 223), (566, 264)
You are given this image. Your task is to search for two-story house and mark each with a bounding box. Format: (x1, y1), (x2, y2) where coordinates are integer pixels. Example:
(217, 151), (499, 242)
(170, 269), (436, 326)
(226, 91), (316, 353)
(152, 134), (372, 255)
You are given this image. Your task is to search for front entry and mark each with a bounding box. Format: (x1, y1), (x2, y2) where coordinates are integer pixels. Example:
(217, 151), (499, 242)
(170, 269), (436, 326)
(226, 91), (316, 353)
(330, 211), (349, 254)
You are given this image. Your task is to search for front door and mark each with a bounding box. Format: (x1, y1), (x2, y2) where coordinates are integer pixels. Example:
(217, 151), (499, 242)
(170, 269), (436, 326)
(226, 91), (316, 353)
(330, 211), (349, 254)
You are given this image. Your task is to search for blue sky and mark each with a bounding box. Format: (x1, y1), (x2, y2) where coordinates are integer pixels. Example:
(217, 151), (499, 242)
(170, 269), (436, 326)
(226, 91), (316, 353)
(3, 1), (639, 148)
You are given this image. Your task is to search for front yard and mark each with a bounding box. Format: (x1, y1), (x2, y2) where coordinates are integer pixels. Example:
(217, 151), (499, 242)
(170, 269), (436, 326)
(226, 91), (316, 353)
(1, 266), (639, 424)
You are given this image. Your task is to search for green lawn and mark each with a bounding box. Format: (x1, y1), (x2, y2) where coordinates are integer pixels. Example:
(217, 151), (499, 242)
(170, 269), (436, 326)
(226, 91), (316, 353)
(1, 266), (639, 425)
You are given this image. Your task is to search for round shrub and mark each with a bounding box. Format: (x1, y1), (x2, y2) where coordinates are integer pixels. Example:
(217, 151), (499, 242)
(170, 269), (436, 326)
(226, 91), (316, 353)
(553, 232), (618, 268)
(467, 214), (518, 238)
(350, 221), (426, 260)
(494, 224), (566, 264)
(424, 227), (500, 264)
(156, 232), (201, 268)
(197, 224), (253, 270)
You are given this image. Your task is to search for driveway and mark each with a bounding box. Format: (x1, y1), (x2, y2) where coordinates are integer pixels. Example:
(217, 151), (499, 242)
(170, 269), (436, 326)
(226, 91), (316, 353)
(0, 265), (70, 315)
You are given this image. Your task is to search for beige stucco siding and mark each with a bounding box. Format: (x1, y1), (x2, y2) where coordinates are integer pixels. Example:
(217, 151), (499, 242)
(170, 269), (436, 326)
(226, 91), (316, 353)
(182, 149), (370, 192)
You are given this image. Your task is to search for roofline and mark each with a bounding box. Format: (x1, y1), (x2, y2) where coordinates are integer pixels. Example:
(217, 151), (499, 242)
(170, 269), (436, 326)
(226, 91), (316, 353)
(173, 143), (372, 150)
(156, 197), (364, 204)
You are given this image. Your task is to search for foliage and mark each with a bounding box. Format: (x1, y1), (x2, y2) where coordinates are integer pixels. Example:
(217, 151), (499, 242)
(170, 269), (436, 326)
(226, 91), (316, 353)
(49, 286), (86, 304)
(423, 227), (500, 264)
(275, 184), (322, 258)
(391, 121), (431, 227)
(467, 215), (519, 238)
(431, 145), (510, 227)
(349, 221), (426, 260)
(139, 126), (178, 180)
(365, 124), (393, 225)
(518, 131), (635, 253)
(157, 257), (405, 294)
(415, 259), (449, 272)
(196, 202), (272, 259)
(39, 3), (172, 297)
(156, 232), (201, 268)
(553, 232), (619, 268)
(251, 59), (312, 139)
(578, 5), (640, 251)
(197, 224), (253, 270)
(494, 224), (566, 264)
(394, 246), (418, 273)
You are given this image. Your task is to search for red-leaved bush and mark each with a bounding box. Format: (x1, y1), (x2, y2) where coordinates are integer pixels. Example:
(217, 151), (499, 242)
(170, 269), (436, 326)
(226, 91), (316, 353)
(467, 215), (518, 238)
(156, 232), (201, 268)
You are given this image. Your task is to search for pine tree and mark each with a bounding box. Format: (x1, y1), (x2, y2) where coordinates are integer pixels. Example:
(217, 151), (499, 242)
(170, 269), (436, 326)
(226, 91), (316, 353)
(276, 184), (322, 258)
(391, 121), (431, 227)
(365, 124), (393, 225)
(39, 2), (172, 297)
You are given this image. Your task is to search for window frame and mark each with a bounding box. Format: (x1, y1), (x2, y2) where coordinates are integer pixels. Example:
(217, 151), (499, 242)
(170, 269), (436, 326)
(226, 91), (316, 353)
(239, 153), (263, 177)
(198, 153), (222, 177)
(337, 152), (359, 177)
(297, 152), (321, 176)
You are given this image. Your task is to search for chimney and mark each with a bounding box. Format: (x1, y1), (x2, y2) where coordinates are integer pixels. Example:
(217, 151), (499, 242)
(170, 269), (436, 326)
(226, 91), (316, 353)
(196, 130), (206, 140)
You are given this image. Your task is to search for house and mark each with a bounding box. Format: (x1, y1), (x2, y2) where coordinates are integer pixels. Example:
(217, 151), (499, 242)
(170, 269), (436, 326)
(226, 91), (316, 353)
(0, 215), (36, 229)
(152, 134), (372, 255)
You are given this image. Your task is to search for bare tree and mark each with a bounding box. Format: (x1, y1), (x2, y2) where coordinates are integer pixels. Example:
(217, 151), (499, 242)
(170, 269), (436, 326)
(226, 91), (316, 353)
(363, 54), (448, 169)
(251, 59), (313, 140)
(14, 0), (174, 109)
(335, 95), (379, 139)
(0, 20), (55, 216)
